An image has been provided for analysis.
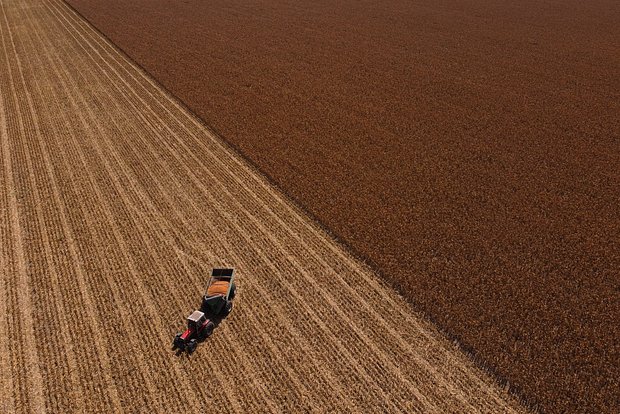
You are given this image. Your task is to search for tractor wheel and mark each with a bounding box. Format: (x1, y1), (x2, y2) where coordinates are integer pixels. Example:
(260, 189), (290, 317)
(204, 321), (215, 338)
(172, 333), (182, 350)
(187, 339), (198, 354)
(229, 283), (236, 300)
(220, 301), (233, 317)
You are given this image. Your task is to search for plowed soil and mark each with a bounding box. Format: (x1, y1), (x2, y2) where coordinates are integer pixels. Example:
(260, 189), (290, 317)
(62, 0), (620, 413)
(0, 1), (527, 412)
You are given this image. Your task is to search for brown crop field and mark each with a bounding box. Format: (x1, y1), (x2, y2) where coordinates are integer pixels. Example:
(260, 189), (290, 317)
(62, 0), (620, 412)
(0, 0), (529, 412)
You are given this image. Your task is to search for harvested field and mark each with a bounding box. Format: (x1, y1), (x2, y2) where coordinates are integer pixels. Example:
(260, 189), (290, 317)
(63, 0), (620, 412)
(0, 0), (527, 412)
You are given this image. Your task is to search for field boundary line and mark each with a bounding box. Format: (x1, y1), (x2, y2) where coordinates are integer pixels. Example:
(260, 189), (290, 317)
(55, 0), (444, 336)
(47, 2), (423, 410)
(40, 0), (358, 410)
(46, 0), (523, 411)
(44, 1), (414, 411)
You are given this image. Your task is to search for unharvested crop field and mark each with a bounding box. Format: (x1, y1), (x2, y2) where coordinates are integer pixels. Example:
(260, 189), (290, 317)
(0, 0), (528, 412)
(63, 0), (620, 412)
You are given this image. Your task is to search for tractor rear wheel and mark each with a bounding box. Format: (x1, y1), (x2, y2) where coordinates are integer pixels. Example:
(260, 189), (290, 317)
(204, 321), (215, 338)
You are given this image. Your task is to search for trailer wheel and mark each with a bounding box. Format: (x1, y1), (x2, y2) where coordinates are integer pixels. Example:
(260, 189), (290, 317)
(220, 301), (233, 317)
(229, 283), (236, 300)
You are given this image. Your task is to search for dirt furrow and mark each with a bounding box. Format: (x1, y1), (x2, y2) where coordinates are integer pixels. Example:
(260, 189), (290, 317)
(3, 9), (89, 412)
(0, 271), (14, 414)
(40, 98), (166, 410)
(5, 73), (78, 412)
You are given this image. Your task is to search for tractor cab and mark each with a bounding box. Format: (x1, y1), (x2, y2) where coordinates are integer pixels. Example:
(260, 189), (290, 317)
(187, 310), (207, 330)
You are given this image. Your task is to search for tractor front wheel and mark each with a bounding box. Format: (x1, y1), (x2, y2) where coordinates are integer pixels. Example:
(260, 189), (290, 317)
(172, 333), (182, 350)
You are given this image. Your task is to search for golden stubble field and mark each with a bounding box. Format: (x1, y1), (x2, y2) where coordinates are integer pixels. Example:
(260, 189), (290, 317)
(0, 0), (527, 412)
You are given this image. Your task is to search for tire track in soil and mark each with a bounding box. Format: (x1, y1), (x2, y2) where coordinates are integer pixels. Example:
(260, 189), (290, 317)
(4, 55), (79, 412)
(2, 7), (86, 411)
(23, 62), (161, 411)
(11, 11), (158, 414)
(1, 0), (529, 412)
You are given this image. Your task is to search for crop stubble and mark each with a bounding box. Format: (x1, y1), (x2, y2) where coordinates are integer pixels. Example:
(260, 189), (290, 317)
(63, 0), (620, 412)
(0, 1), (526, 413)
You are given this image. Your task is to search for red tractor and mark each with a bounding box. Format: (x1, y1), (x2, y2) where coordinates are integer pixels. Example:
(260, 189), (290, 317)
(173, 268), (236, 354)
